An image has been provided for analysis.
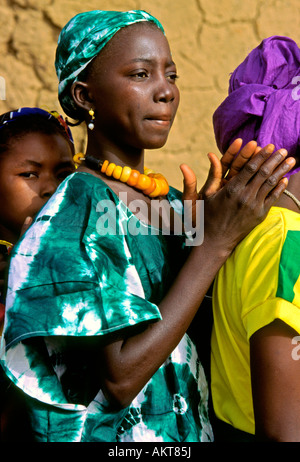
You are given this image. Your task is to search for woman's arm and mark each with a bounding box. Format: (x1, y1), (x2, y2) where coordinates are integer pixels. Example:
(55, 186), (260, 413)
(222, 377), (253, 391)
(250, 319), (300, 441)
(95, 146), (296, 408)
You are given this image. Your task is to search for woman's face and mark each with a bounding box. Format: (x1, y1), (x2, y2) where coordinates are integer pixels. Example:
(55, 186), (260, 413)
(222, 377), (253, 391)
(0, 132), (75, 241)
(85, 23), (180, 151)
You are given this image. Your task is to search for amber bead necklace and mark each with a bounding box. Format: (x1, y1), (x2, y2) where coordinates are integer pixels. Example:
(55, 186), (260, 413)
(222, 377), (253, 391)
(73, 153), (169, 198)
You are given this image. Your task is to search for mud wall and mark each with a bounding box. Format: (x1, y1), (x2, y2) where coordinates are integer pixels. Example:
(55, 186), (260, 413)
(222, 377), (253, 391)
(1, 0), (299, 188)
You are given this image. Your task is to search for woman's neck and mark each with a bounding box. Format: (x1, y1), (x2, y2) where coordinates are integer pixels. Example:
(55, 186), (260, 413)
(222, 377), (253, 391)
(84, 134), (145, 172)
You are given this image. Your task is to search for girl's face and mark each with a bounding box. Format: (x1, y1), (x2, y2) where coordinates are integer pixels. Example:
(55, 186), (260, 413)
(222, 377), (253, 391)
(0, 132), (74, 241)
(85, 23), (180, 151)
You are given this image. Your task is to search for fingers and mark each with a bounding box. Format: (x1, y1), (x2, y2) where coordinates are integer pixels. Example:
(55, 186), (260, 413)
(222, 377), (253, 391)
(224, 140), (258, 181)
(246, 147), (294, 193)
(257, 157), (296, 205)
(263, 177), (289, 209)
(199, 152), (224, 198)
(180, 164), (198, 202)
(223, 145), (295, 217)
(199, 139), (266, 199)
(229, 144), (277, 187)
(255, 146), (262, 154)
(221, 138), (243, 176)
(200, 144), (295, 253)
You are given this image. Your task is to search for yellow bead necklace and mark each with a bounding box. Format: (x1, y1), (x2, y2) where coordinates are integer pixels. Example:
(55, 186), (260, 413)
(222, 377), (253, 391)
(73, 153), (169, 198)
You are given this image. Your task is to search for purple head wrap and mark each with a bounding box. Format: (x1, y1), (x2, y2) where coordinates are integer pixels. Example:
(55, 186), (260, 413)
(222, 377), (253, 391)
(213, 36), (300, 176)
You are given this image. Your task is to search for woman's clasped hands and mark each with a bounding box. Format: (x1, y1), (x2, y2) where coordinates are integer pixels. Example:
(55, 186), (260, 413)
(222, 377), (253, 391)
(180, 139), (295, 252)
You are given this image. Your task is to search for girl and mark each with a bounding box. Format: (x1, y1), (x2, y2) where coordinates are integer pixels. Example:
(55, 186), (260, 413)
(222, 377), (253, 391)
(0, 107), (75, 247)
(0, 12), (295, 442)
(0, 107), (75, 440)
(211, 36), (300, 441)
(0, 107), (75, 331)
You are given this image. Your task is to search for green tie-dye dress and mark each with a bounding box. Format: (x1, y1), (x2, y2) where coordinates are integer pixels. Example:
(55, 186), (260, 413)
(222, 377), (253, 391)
(0, 172), (213, 442)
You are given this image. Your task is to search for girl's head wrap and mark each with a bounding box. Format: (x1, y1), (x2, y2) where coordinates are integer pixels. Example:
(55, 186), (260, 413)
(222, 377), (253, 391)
(213, 35), (300, 177)
(0, 107), (74, 143)
(55, 10), (165, 119)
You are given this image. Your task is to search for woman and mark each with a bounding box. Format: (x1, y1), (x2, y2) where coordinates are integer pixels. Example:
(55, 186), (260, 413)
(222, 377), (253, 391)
(0, 11), (294, 442)
(211, 35), (300, 441)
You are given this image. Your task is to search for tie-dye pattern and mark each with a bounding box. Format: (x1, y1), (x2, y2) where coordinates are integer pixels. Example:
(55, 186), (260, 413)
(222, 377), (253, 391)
(0, 172), (213, 442)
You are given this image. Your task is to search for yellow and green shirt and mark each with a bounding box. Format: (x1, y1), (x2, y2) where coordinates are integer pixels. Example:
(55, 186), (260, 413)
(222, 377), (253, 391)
(211, 206), (300, 435)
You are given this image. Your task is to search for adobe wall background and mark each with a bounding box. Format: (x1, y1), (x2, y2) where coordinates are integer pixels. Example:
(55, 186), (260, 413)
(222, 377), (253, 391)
(1, 0), (299, 189)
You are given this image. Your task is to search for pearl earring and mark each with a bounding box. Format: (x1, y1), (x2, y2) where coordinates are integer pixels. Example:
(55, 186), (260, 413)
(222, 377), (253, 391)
(88, 109), (95, 130)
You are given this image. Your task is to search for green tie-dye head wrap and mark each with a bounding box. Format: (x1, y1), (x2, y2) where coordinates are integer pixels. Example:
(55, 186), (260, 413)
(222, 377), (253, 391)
(55, 10), (164, 119)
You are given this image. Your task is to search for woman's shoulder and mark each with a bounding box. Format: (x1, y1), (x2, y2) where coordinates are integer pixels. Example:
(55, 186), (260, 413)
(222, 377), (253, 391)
(53, 171), (119, 208)
(66, 171), (114, 193)
(253, 206), (300, 239)
(64, 174), (182, 202)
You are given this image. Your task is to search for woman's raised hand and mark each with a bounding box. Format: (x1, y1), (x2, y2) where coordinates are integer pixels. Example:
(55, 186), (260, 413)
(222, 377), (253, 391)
(181, 139), (262, 230)
(202, 144), (295, 253)
(181, 139), (261, 205)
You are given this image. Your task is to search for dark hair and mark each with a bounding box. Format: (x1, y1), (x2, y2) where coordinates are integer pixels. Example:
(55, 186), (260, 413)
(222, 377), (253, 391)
(0, 113), (75, 156)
